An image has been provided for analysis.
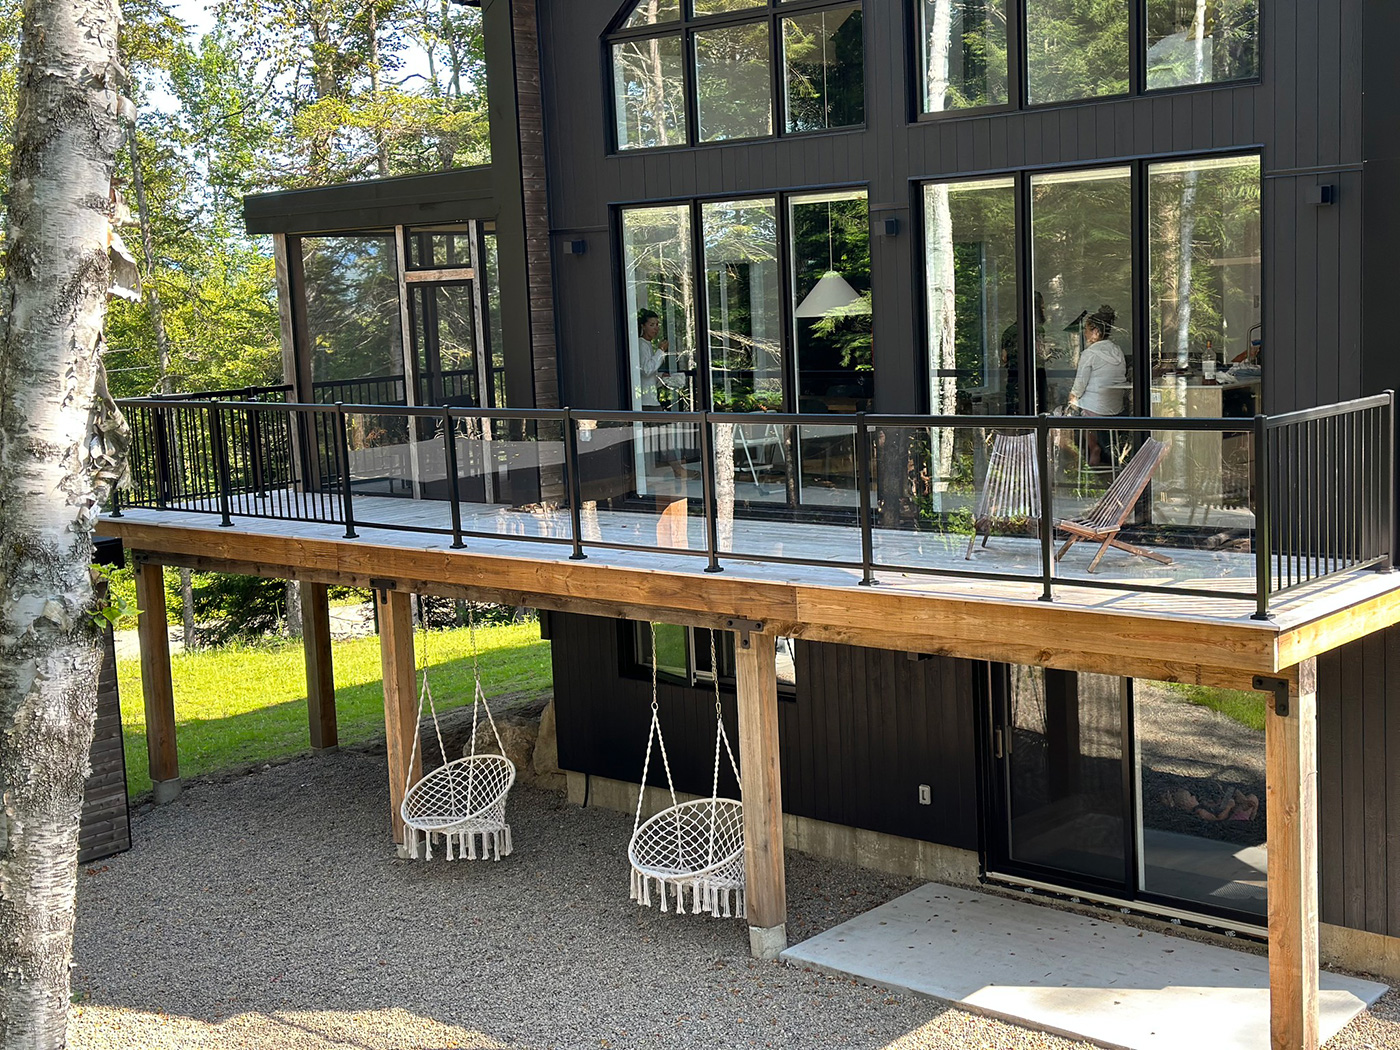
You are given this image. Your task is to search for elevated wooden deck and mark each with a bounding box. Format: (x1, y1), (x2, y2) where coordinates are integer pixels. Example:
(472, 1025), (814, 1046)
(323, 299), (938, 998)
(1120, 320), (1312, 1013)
(100, 499), (1400, 689)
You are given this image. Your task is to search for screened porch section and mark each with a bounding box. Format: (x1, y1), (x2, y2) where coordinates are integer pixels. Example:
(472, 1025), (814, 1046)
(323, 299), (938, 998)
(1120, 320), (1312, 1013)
(113, 390), (1394, 619)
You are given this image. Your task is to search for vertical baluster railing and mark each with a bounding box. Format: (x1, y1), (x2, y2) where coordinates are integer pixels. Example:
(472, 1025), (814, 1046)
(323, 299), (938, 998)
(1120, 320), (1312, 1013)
(562, 409), (586, 560)
(855, 412), (875, 586)
(698, 414), (721, 573)
(443, 405), (465, 549)
(335, 403), (357, 539)
(1253, 413), (1271, 620)
(1036, 415), (1054, 602)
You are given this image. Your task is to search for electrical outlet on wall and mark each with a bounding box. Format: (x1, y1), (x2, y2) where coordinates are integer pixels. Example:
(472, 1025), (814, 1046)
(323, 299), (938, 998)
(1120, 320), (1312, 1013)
(918, 784), (931, 805)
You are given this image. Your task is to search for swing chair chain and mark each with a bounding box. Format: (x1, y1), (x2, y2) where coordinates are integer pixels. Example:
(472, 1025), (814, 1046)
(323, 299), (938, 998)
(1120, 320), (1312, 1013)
(634, 624), (678, 835)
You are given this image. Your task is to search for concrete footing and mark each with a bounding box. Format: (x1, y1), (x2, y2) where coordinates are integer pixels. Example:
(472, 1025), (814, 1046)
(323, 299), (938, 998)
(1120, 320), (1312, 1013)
(150, 778), (182, 805)
(749, 923), (787, 960)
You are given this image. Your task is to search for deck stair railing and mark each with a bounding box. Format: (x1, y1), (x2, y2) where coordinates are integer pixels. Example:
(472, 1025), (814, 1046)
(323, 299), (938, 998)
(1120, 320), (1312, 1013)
(111, 390), (1396, 619)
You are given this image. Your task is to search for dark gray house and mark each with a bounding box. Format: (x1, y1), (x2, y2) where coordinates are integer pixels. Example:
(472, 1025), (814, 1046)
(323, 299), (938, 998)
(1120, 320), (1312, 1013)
(105, 0), (1400, 1044)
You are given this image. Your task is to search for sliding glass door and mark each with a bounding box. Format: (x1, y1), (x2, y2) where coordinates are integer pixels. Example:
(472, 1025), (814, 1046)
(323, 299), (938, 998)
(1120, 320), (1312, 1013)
(986, 663), (1268, 923)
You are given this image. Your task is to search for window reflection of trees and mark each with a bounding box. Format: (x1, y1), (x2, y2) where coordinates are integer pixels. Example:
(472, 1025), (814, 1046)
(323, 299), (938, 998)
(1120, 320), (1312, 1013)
(1146, 0), (1258, 90)
(703, 200), (783, 412)
(784, 5), (865, 133)
(1025, 0), (1131, 104)
(920, 0), (1009, 113)
(301, 234), (405, 396)
(695, 22), (773, 142)
(613, 36), (687, 150)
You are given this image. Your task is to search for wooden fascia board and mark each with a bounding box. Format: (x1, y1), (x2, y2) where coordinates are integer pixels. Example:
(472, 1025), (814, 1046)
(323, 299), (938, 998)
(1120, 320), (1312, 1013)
(1274, 582), (1400, 669)
(105, 519), (1279, 688)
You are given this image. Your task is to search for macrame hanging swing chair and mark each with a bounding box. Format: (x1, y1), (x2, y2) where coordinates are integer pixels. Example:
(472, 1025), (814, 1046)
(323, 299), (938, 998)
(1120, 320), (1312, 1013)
(628, 624), (746, 918)
(399, 601), (516, 862)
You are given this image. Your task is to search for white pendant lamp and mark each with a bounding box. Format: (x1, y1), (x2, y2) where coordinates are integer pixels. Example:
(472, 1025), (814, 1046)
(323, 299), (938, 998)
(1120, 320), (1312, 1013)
(794, 270), (870, 317)
(794, 198), (871, 319)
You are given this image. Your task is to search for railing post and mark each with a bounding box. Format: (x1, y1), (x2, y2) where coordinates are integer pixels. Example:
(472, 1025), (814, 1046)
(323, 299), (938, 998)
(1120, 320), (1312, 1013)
(561, 408), (586, 560)
(1253, 413), (1272, 620)
(443, 405), (465, 549)
(335, 403), (358, 539)
(1384, 390), (1395, 571)
(153, 404), (172, 509)
(698, 412), (722, 573)
(1036, 414), (1054, 602)
(855, 412), (875, 586)
(210, 405), (235, 528)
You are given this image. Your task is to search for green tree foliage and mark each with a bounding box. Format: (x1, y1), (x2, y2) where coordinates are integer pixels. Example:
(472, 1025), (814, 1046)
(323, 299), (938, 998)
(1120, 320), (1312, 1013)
(214, 0), (489, 187)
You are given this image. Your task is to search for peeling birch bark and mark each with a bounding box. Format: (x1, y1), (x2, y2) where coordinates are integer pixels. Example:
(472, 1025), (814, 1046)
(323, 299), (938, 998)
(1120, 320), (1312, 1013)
(0, 0), (128, 1045)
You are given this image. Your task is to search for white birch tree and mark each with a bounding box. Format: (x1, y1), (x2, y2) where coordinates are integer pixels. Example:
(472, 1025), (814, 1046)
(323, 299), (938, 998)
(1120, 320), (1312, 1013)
(0, 0), (129, 1043)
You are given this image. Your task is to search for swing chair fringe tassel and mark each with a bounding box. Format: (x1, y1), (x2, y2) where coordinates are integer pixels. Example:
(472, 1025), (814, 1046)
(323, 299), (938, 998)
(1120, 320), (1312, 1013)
(628, 873), (746, 920)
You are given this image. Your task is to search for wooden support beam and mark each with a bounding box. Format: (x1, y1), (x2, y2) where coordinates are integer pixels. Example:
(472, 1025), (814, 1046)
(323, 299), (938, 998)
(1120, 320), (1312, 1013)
(302, 581), (337, 750)
(376, 587), (420, 847)
(735, 629), (786, 959)
(133, 560), (180, 803)
(1265, 659), (1320, 1050)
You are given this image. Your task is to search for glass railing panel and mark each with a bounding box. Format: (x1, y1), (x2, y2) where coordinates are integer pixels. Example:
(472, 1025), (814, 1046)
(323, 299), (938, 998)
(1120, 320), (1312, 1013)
(451, 415), (571, 543)
(1047, 422), (1257, 596)
(870, 423), (1041, 581)
(574, 416), (705, 553)
(714, 421), (862, 567)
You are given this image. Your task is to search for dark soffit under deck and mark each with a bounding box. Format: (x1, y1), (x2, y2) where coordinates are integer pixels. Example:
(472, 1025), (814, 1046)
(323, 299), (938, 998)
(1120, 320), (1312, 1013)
(243, 166), (497, 236)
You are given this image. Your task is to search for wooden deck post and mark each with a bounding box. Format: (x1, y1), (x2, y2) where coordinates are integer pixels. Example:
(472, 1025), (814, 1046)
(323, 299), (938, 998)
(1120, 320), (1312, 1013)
(133, 560), (180, 803)
(376, 587), (420, 847)
(735, 629), (786, 959)
(1267, 658), (1320, 1050)
(302, 581), (337, 750)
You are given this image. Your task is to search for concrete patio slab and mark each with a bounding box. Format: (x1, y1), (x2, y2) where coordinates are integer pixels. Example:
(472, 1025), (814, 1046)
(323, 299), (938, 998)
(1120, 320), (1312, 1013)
(781, 883), (1387, 1050)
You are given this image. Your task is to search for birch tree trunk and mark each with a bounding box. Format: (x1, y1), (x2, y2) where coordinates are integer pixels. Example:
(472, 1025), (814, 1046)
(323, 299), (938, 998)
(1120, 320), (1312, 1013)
(0, 0), (128, 1044)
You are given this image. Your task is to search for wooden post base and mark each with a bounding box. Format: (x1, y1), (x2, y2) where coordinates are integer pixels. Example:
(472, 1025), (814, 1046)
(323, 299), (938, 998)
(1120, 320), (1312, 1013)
(150, 778), (182, 805)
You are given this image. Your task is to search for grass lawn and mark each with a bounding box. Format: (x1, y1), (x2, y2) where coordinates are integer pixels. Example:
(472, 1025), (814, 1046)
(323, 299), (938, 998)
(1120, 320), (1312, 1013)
(1168, 682), (1267, 732)
(117, 621), (552, 799)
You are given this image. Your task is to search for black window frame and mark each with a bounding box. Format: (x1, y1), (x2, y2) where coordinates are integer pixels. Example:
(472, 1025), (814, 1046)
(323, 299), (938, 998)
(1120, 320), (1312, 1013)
(912, 0), (1262, 123)
(623, 621), (799, 698)
(912, 148), (1264, 419)
(605, 0), (868, 154)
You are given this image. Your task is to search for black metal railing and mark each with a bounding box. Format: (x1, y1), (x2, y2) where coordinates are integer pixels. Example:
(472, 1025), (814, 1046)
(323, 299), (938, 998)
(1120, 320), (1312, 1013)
(110, 392), (1396, 618)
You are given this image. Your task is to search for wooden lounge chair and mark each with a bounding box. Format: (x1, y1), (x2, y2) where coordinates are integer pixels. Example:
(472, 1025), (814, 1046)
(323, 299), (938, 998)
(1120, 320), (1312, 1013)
(1056, 436), (1172, 572)
(967, 432), (1041, 559)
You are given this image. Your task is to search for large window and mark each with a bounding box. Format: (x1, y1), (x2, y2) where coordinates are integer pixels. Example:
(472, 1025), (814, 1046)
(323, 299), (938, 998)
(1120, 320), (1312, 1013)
(1031, 167), (1135, 417)
(921, 156), (1260, 424)
(1025, 0), (1130, 104)
(301, 234), (406, 405)
(613, 35), (688, 149)
(703, 199), (783, 411)
(918, 0), (1009, 113)
(790, 189), (873, 412)
(1146, 0), (1259, 90)
(919, 0), (1258, 115)
(610, 0), (864, 151)
(622, 205), (697, 411)
(620, 188), (872, 414)
(924, 177), (1018, 415)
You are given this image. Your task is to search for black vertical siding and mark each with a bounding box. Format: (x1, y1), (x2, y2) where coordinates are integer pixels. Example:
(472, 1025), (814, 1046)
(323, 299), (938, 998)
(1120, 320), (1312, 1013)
(550, 613), (979, 851)
(1317, 623), (1400, 938)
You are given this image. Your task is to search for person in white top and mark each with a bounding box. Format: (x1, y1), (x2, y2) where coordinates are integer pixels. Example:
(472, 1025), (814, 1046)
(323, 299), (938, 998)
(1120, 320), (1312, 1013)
(633, 310), (670, 409)
(1068, 304), (1127, 466)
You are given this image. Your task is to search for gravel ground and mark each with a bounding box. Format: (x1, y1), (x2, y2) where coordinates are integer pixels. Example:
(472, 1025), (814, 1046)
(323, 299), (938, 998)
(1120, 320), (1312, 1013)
(70, 744), (1397, 1050)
